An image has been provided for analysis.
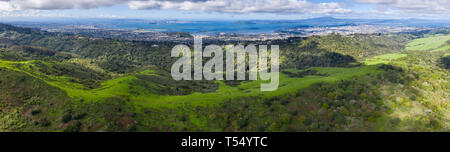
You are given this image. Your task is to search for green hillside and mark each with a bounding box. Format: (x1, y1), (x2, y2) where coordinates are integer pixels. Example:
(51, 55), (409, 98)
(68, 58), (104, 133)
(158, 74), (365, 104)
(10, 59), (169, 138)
(406, 34), (450, 52)
(0, 24), (448, 131)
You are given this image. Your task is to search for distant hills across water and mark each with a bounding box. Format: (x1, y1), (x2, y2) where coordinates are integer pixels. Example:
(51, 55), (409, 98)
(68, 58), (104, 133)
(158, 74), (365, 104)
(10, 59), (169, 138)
(4, 17), (450, 35)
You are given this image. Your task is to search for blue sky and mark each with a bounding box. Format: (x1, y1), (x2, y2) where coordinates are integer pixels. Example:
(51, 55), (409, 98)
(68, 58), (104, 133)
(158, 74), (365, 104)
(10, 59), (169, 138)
(0, 0), (449, 20)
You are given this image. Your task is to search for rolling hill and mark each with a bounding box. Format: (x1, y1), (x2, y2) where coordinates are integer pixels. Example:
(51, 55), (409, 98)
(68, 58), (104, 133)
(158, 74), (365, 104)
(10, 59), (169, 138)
(0, 23), (448, 132)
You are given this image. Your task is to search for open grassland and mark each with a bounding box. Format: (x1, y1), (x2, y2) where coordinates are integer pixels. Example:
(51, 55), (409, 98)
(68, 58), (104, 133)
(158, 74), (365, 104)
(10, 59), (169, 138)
(406, 34), (450, 52)
(444, 53), (450, 57)
(363, 53), (408, 65)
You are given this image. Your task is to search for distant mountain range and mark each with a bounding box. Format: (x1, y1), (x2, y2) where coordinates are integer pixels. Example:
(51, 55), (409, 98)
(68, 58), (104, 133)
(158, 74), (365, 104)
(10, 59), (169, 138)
(285, 17), (450, 27)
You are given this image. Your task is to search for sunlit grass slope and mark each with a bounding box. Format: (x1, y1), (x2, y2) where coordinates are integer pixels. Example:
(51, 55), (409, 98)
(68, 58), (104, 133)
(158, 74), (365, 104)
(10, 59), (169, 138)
(406, 34), (450, 52)
(363, 53), (408, 65)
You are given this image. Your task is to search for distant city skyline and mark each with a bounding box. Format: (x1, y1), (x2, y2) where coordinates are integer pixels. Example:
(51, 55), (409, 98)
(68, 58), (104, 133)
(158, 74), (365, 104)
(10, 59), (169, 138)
(0, 0), (449, 20)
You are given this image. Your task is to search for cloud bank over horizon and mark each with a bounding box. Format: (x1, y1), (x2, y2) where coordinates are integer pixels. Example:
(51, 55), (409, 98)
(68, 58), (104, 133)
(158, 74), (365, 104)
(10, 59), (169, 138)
(354, 0), (450, 14)
(0, 0), (449, 19)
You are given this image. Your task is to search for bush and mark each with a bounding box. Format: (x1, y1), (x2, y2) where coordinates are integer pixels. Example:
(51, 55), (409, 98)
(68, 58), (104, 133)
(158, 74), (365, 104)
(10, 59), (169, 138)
(64, 121), (82, 132)
(73, 113), (87, 120)
(39, 118), (51, 127)
(30, 109), (41, 115)
(61, 112), (72, 123)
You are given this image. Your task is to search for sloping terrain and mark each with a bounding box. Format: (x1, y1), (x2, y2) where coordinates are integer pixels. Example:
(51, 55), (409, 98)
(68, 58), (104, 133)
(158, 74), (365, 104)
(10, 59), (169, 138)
(0, 24), (448, 131)
(406, 34), (450, 52)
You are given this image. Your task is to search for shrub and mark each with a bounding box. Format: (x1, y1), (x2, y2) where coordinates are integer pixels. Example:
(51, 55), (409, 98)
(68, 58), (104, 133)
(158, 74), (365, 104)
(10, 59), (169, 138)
(39, 118), (51, 127)
(61, 112), (72, 123)
(64, 121), (82, 132)
(30, 109), (41, 115)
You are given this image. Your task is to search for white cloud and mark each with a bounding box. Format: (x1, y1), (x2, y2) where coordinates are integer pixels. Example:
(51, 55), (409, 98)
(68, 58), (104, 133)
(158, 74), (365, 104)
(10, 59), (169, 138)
(354, 0), (450, 14)
(0, 0), (448, 18)
(128, 0), (351, 14)
(0, 0), (351, 15)
(0, 0), (129, 11)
